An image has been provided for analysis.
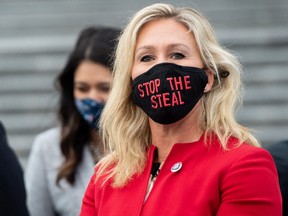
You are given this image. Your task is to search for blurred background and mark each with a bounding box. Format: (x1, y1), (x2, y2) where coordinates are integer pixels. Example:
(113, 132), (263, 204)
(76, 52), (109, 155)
(0, 0), (287, 168)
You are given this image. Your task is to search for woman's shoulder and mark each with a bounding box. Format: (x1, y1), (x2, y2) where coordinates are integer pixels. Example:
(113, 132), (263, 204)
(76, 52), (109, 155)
(227, 137), (272, 159)
(35, 127), (60, 141)
(31, 127), (61, 154)
(212, 137), (276, 173)
(201, 135), (275, 171)
(27, 127), (65, 172)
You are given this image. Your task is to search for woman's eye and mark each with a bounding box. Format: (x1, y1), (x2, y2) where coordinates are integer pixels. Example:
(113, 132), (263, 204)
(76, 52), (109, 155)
(140, 55), (153, 62)
(171, 53), (185, 59)
(99, 86), (110, 93)
(75, 86), (89, 92)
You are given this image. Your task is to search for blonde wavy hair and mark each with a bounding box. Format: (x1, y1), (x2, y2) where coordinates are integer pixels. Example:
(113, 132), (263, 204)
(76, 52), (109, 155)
(97, 3), (260, 187)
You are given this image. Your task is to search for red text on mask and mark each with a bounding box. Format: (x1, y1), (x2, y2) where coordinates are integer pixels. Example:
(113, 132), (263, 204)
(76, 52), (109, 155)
(166, 76), (191, 91)
(151, 91), (184, 108)
(137, 75), (192, 109)
(138, 78), (160, 97)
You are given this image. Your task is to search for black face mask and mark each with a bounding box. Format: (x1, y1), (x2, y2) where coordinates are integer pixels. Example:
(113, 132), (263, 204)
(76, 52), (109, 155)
(131, 62), (208, 124)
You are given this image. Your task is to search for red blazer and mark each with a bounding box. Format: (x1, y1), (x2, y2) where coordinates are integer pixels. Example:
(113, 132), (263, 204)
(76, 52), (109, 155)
(81, 135), (282, 216)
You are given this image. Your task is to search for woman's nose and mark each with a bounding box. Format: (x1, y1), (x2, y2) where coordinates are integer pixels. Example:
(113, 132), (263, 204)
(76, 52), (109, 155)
(155, 56), (170, 65)
(88, 89), (104, 103)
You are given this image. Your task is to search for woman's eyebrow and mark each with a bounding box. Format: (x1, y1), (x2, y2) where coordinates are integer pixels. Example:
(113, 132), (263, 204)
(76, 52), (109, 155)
(135, 45), (155, 54)
(167, 43), (191, 51)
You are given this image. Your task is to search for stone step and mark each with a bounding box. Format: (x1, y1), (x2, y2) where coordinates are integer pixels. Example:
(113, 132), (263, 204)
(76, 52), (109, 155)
(216, 27), (288, 46)
(237, 103), (288, 125)
(0, 92), (58, 112)
(0, 35), (75, 55)
(232, 45), (288, 65)
(244, 84), (288, 104)
(249, 125), (288, 148)
(0, 111), (57, 133)
(7, 133), (36, 156)
(0, 54), (66, 73)
(0, 0), (287, 38)
(244, 63), (288, 84)
(0, 73), (57, 93)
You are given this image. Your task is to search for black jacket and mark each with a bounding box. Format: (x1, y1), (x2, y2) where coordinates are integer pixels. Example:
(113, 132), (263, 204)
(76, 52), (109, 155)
(0, 122), (29, 216)
(267, 140), (288, 216)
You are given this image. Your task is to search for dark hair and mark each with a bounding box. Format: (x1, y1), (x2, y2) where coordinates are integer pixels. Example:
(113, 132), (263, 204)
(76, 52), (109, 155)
(55, 26), (120, 185)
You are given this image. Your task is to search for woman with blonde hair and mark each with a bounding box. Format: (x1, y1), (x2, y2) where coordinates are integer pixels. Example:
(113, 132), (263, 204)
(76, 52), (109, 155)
(81, 3), (282, 215)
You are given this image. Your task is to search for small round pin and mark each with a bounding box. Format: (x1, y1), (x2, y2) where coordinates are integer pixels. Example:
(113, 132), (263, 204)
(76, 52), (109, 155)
(171, 162), (182, 173)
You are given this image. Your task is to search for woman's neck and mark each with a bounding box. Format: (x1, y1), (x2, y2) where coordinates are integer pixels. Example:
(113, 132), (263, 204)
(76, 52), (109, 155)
(151, 124), (203, 162)
(150, 105), (203, 162)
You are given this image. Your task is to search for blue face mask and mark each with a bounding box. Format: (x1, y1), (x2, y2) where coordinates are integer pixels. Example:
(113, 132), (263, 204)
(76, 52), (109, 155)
(75, 98), (104, 130)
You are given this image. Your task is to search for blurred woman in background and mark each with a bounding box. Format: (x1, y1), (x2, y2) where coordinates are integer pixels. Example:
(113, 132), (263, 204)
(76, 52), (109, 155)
(25, 26), (120, 216)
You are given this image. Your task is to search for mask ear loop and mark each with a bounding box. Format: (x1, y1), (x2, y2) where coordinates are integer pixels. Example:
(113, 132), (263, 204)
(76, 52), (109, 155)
(201, 66), (230, 95)
(203, 65), (229, 79)
(214, 70), (230, 79)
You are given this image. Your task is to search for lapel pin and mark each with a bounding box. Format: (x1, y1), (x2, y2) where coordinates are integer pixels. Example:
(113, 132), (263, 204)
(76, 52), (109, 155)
(171, 162), (182, 173)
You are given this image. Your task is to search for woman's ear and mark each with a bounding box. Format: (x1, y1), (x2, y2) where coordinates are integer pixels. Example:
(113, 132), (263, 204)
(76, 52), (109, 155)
(204, 68), (214, 93)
